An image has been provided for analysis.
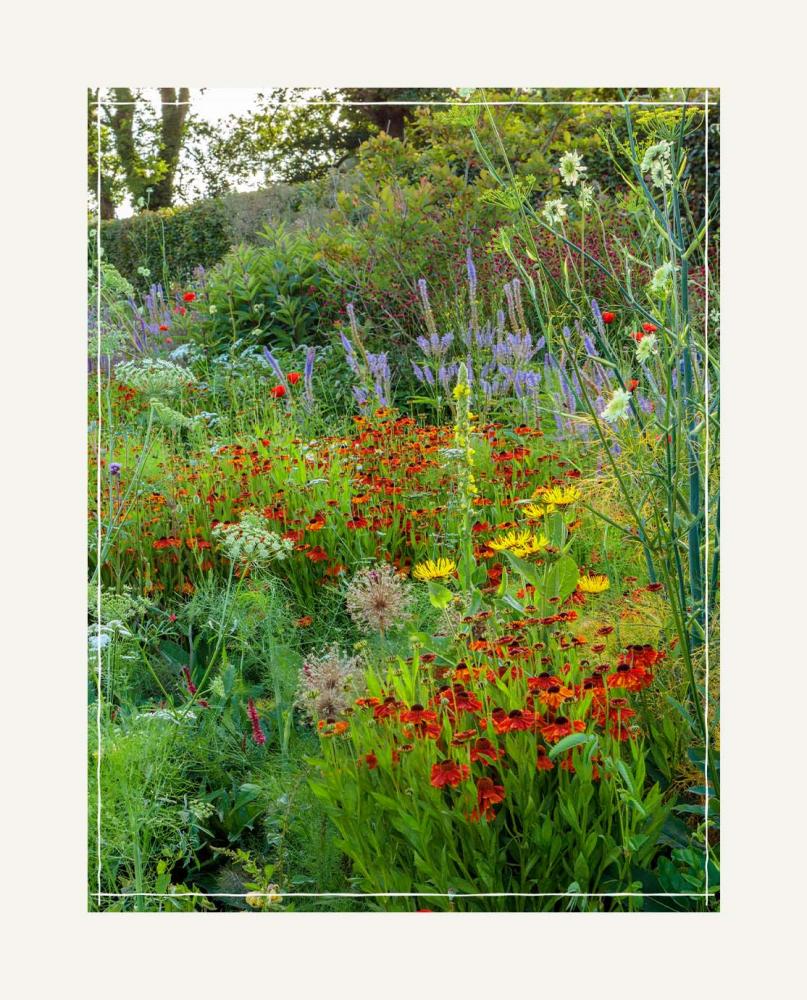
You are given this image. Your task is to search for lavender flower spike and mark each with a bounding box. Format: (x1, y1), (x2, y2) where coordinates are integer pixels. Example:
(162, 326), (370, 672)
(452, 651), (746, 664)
(304, 346), (315, 405)
(466, 247), (477, 296)
(262, 345), (287, 386)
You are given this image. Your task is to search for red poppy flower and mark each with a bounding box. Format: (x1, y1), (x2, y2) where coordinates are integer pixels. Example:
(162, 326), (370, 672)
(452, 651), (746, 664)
(159, 324), (169, 332)
(642, 322), (658, 333)
(287, 371), (301, 385)
(627, 379), (639, 392)
(602, 311), (616, 324)
(270, 384), (286, 399)
(430, 759), (470, 789)
(182, 291), (196, 303)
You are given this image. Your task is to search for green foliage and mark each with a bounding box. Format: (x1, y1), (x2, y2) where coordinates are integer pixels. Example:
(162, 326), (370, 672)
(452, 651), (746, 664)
(98, 199), (235, 291)
(202, 226), (338, 352)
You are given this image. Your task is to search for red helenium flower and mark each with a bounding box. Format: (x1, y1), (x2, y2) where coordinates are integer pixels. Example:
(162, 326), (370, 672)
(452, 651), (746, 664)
(430, 759), (470, 789)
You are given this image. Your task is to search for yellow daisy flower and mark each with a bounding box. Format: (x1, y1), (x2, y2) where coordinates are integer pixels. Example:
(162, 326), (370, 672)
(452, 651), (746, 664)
(412, 557), (457, 582)
(576, 574), (610, 594)
(487, 529), (534, 552)
(535, 485), (581, 506)
(511, 534), (550, 558)
(521, 502), (547, 519)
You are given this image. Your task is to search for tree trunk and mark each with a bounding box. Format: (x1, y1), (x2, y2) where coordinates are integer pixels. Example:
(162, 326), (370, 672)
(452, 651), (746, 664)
(150, 88), (191, 209)
(108, 87), (190, 211)
(345, 89), (412, 140)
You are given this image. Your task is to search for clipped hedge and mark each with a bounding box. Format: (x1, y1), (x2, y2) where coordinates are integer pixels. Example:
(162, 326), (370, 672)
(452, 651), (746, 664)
(97, 199), (235, 292)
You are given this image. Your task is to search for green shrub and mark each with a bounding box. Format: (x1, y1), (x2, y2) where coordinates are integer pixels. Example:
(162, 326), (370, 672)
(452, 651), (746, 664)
(98, 199), (235, 292)
(202, 225), (339, 352)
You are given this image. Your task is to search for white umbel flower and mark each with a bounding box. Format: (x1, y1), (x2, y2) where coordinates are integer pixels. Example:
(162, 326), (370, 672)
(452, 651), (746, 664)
(213, 511), (294, 569)
(640, 140), (673, 189)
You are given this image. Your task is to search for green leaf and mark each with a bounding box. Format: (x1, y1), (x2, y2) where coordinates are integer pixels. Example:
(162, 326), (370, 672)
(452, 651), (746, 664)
(573, 852), (590, 888)
(545, 511), (567, 548)
(502, 550), (542, 590)
(548, 732), (591, 759)
(159, 639), (189, 669)
(544, 554), (578, 602)
(427, 581), (453, 610)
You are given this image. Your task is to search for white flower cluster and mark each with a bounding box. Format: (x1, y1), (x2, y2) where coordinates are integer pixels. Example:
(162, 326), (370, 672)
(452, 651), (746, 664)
(89, 584), (151, 625)
(640, 140), (673, 189)
(212, 511), (294, 569)
(88, 619), (133, 653)
(115, 358), (197, 398)
(149, 398), (202, 432)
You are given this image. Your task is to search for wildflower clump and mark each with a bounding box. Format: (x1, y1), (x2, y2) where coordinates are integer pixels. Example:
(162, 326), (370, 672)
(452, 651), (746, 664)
(212, 511), (294, 570)
(295, 646), (365, 724)
(345, 562), (413, 635)
(115, 358), (197, 398)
